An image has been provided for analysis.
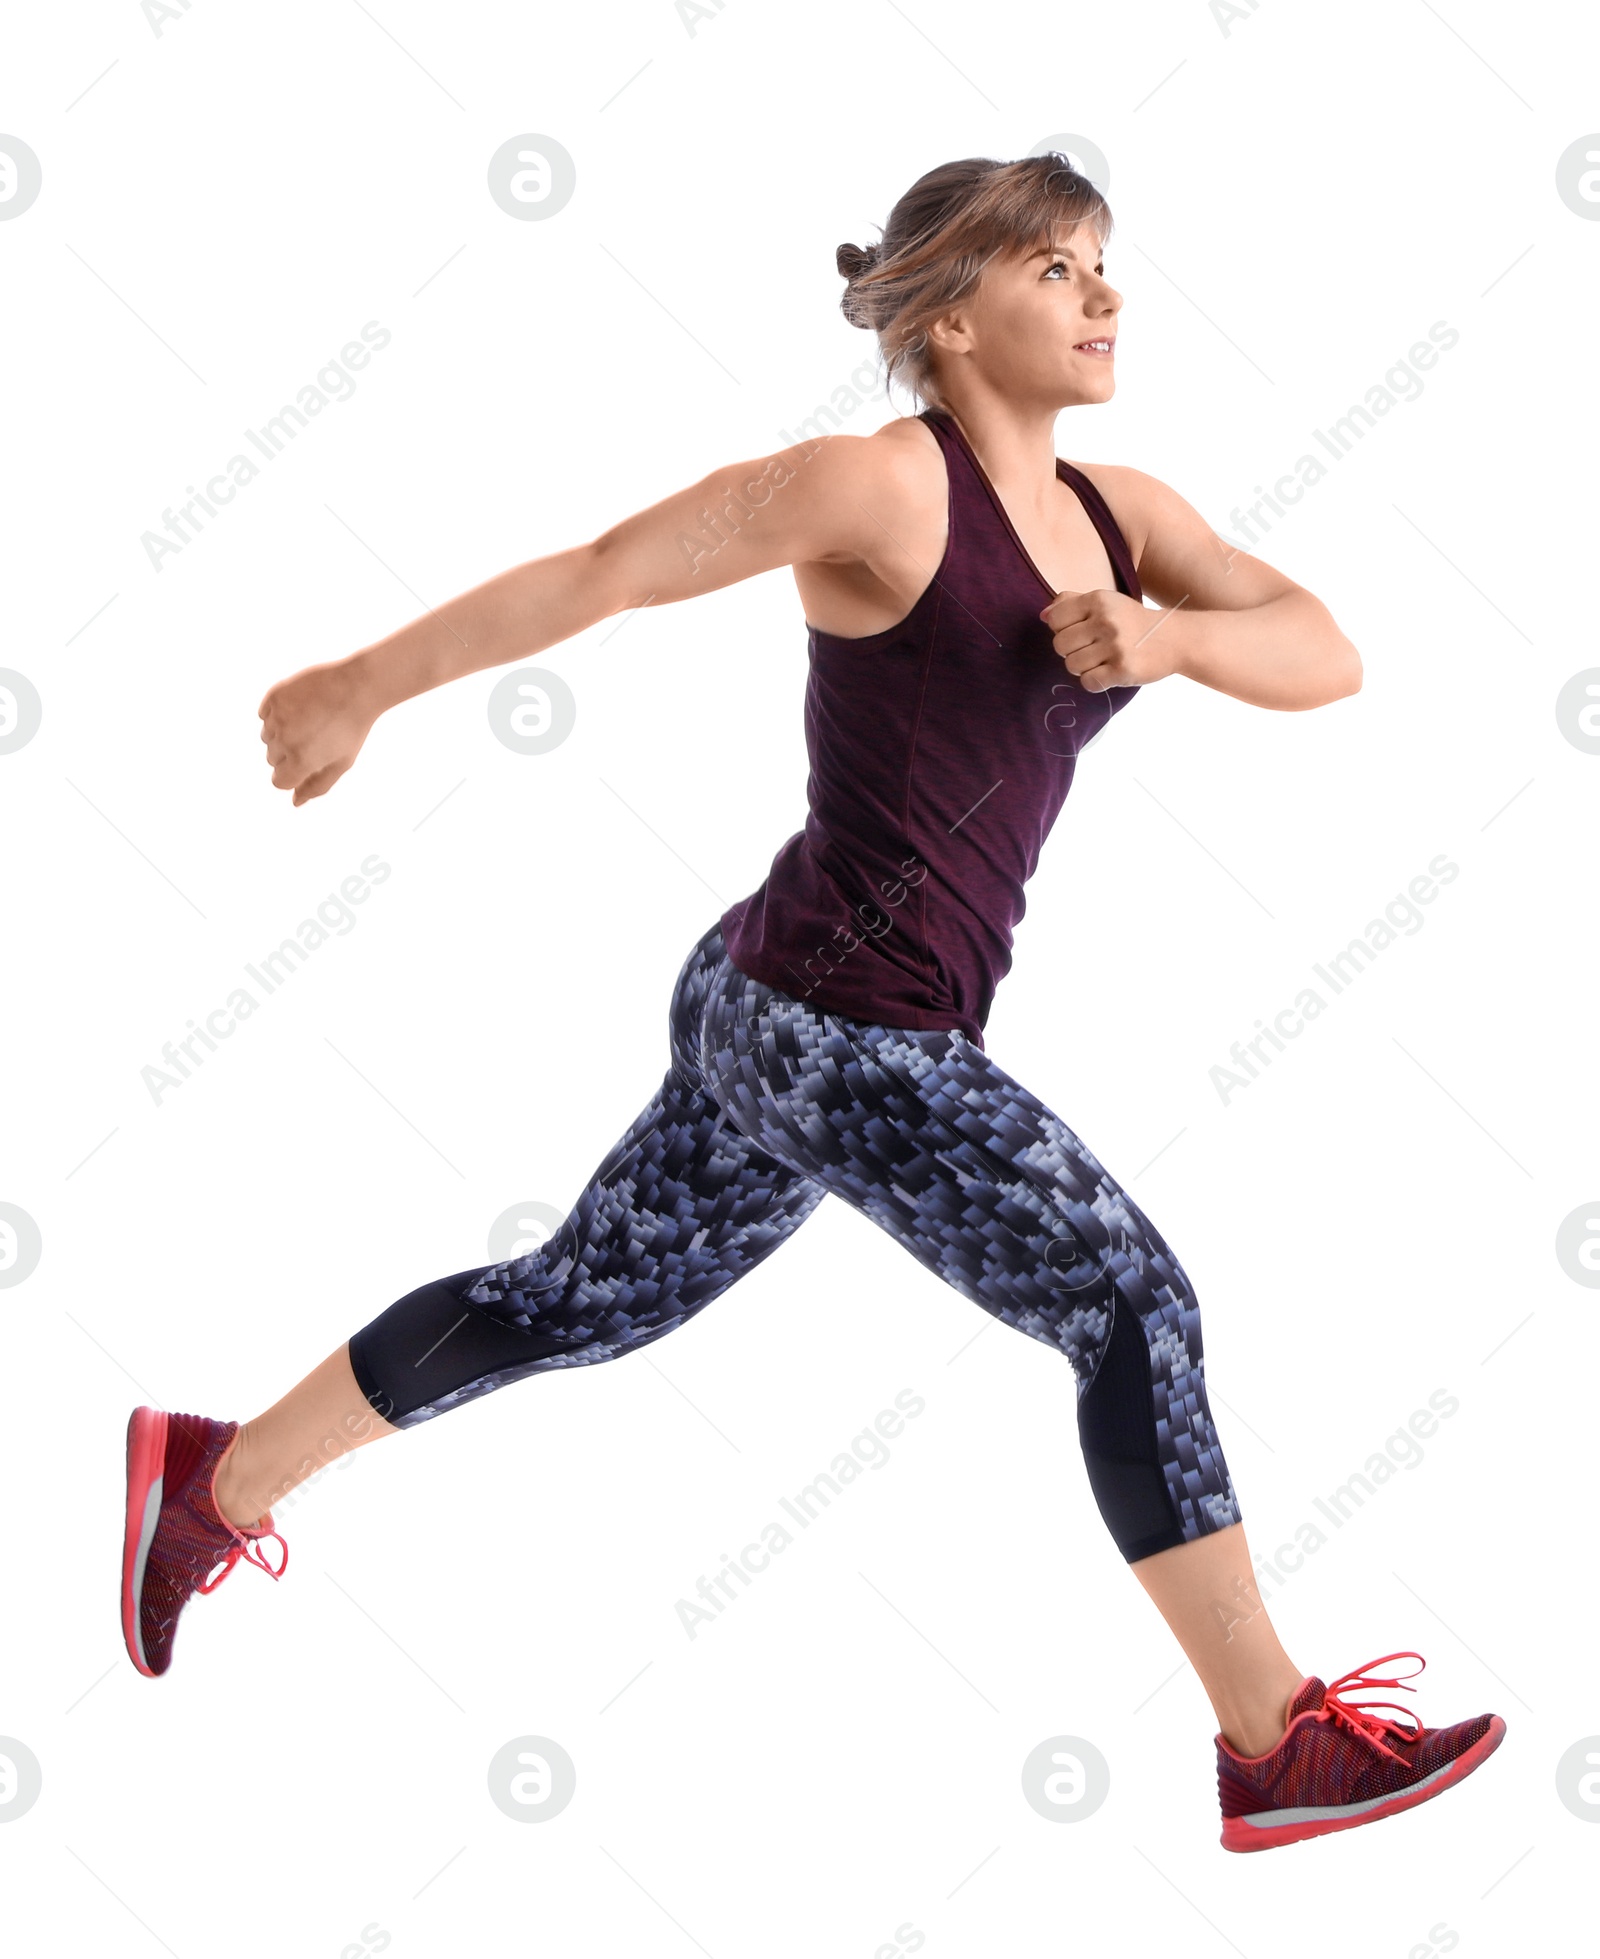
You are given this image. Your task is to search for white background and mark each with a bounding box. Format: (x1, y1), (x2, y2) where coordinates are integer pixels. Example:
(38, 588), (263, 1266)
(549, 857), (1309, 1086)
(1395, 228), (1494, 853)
(2, 1), (1596, 1954)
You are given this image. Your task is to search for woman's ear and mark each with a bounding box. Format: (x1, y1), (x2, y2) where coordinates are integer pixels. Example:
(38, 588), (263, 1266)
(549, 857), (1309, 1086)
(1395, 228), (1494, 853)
(923, 306), (973, 359)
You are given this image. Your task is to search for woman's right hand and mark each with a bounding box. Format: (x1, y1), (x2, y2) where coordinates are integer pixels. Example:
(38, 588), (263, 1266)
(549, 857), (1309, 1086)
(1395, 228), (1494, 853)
(258, 658), (378, 807)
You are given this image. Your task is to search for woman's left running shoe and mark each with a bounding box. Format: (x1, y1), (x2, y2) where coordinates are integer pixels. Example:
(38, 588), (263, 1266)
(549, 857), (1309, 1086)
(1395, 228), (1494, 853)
(122, 1407), (288, 1678)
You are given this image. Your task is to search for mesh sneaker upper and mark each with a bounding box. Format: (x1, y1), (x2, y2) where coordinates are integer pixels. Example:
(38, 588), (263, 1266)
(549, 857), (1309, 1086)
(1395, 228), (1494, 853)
(136, 1413), (281, 1676)
(1217, 1664), (1494, 1819)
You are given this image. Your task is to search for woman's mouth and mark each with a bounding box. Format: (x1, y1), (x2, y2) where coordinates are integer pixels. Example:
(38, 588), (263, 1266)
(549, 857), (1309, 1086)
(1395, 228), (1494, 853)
(1073, 338), (1115, 358)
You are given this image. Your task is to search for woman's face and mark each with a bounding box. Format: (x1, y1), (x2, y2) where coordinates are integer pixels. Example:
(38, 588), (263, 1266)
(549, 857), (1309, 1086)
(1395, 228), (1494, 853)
(931, 223), (1123, 410)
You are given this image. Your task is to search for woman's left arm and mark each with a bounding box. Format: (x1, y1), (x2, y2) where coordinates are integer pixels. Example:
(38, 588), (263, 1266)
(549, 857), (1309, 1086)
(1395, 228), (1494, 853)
(1041, 464), (1363, 710)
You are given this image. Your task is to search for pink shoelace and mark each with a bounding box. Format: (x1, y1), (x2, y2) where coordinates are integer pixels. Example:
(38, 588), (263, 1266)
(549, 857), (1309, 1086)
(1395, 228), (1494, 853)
(1315, 1650), (1427, 1764)
(196, 1524), (289, 1595)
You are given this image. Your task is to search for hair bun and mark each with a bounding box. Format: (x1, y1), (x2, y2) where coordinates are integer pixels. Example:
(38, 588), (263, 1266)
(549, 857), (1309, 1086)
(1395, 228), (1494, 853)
(836, 240), (880, 282)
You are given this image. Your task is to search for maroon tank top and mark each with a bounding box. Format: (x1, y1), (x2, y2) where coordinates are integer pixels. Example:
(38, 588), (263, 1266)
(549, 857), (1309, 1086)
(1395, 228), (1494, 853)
(721, 406), (1144, 1046)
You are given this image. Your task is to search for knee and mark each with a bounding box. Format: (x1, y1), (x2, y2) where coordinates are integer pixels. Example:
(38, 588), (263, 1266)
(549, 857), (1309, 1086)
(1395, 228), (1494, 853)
(1095, 1200), (1201, 1325)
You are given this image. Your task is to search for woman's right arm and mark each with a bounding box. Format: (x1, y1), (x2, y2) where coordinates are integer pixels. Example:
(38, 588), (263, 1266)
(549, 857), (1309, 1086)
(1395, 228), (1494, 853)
(259, 433), (909, 805)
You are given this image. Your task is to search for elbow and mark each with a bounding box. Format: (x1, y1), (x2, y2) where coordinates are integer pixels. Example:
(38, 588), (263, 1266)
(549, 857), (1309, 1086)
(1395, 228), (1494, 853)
(1305, 596), (1361, 705)
(587, 531), (658, 617)
(1307, 611), (1361, 706)
(1332, 639), (1363, 701)
(1283, 637), (1361, 710)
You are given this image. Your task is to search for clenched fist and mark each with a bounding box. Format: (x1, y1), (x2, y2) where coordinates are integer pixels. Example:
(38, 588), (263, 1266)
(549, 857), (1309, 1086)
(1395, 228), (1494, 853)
(1039, 588), (1183, 692)
(258, 658), (377, 807)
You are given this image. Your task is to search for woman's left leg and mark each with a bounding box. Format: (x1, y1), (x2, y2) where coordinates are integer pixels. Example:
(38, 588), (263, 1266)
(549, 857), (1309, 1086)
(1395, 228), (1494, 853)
(123, 920), (826, 1678)
(212, 923), (828, 1521)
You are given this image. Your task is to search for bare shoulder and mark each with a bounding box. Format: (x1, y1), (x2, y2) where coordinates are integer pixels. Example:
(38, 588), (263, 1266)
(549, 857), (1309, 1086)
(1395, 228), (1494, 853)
(1064, 459), (1301, 610)
(780, 415), (946, 564)
(792, 414), (942, 495)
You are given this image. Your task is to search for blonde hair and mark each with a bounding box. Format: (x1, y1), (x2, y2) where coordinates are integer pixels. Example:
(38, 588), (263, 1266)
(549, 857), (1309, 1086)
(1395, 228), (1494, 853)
(837, 154), (1113, 410)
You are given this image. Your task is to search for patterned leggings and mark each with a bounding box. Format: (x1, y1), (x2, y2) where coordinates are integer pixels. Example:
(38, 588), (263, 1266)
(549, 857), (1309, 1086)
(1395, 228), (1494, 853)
(348, 921), (1240, 1562)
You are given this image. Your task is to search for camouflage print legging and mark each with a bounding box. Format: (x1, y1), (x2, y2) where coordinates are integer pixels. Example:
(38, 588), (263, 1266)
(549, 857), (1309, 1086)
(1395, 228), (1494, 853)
(348, 921), (1241, 1562)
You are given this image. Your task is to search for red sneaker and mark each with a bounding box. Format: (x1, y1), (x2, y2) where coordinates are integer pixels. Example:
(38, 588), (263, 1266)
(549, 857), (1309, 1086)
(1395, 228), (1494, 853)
(1217, 1651), (1504, 1851)
(122, 1407), (288, 1678)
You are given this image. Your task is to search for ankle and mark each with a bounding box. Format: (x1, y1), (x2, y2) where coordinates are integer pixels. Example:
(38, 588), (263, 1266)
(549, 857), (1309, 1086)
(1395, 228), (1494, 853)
(210, 1427), (267, 1532)
(1219, 1675), (1303, 1759)
(1222, 1711), (1287, 1758)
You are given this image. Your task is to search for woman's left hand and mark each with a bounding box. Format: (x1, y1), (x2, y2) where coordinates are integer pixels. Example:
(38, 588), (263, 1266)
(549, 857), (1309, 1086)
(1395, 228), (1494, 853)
(1039, 588), (1185, 691)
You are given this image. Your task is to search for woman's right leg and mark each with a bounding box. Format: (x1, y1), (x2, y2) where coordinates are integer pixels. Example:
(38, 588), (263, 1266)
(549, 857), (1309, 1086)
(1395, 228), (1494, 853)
(685, 959), (1503, 1845)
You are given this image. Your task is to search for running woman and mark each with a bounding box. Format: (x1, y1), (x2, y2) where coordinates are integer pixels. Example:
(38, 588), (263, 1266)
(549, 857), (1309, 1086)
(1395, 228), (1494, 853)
(122, 155), (1504, 1851)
